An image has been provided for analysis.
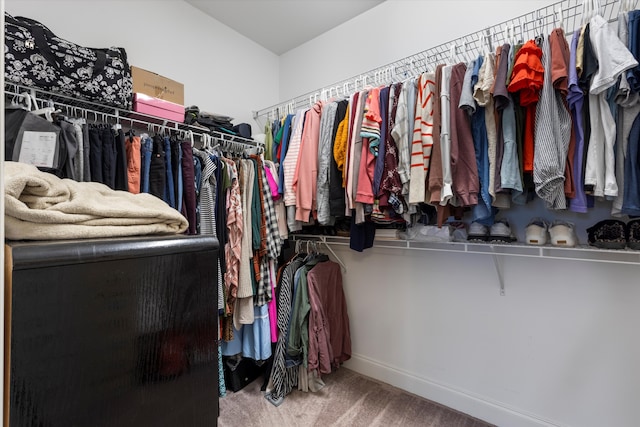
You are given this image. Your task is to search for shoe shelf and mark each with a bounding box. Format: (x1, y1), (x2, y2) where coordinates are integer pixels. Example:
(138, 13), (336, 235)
(291, 235), (640, 266)
(291, 234), (640, 296)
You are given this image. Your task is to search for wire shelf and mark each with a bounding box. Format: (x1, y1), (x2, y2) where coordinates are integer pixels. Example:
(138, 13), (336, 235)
(4, 82), (262, 149)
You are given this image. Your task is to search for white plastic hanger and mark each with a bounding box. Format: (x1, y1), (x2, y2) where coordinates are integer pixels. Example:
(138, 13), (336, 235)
(448, 43), (457, 64)
(555, 6), (564, 30)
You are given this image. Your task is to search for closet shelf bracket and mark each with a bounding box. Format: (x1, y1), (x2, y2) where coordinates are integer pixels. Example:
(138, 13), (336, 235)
(490, 246), (506, 296)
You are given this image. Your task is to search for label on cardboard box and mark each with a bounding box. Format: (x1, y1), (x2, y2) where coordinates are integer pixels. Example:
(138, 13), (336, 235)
(131, 66), (184, 105)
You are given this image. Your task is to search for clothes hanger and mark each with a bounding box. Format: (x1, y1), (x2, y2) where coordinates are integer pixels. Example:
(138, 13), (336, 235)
(448, 43), (457, 65)
(555, 6), (564, 30)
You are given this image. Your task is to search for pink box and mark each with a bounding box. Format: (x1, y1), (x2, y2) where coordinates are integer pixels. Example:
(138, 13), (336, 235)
(132, 93), (185, 122)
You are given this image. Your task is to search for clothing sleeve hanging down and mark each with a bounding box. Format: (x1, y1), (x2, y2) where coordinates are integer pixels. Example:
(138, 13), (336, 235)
(333, 104), (350, 183)
(235, 159), (255, 329)
(306, 260), (351, 375)
(534, 32), (572, 210)
(409, 73), (436, 205)
(265, 257), (304, 407)
(450, 63), (479, 207)
(429, 65), (445, 206)
(317, 102), (339, 225)
(282, 110), (305, 208)
(497, 45), (523, 201)
(259, 158), (283, 261)
(440, 65), (454, 206)
(329, 100), (349, 217)
(390, 82), (411, 190)
(550, 28), (576, 200)
(192, 149), (225, 312)
(345, 91), (366, 215)
(223, 159), (243, 317)
(294, 101), (324, 222)
(373, 87), (390, 199)
(568, 30), (590, 213)
(380, 82), (404, 204)
(474, 54), (498, 205)
(356, 87), (382, 205)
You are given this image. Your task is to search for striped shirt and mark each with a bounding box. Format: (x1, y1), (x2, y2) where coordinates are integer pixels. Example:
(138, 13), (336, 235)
(391, 79), (412, 189)
(192, 149), (225, 312)
(265, 257), (304, 406)
(282, 110), (305, 207)
(409, 72), (436, 204)
(534, 34), (571, 209)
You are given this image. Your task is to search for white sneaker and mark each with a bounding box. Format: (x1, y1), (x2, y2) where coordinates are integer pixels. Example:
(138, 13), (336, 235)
(549, 220), (577, 247)
(525, 218), (549, 245)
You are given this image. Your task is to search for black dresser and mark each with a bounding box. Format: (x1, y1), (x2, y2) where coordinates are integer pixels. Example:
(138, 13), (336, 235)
(4, 235), (219, 427)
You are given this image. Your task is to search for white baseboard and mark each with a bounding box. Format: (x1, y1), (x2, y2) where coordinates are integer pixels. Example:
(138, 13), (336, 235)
(343, 353), (565, 427)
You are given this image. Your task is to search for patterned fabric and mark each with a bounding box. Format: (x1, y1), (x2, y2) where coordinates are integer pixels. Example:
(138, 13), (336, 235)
(193, 149), (224, 313)
(409, 73), (437, 204)
(265, 258), (304, 406)
(253, 156), (283, 307)
(237, 160), (255, 300)
(534, 34), (571, 209)
(218, 344), (227, 397)
(5, 13), (133, 108)
(223, 159), (242, 316)
(391, 80), (412, 188)
(259, 160), (284, 261)
(383, 82), (404, 200)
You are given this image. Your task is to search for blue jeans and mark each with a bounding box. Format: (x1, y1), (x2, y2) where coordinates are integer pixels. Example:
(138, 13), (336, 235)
(163, 136), (176, 209)
(471, 106), (493, 224)
(627, 11), (640, 92)
(140, 136), (153, 193)
(622, 113), (640, 216)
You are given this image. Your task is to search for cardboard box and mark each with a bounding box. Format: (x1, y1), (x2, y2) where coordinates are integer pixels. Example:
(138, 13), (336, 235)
(133, 93), (185, 123)
(131, 66), (184, 105)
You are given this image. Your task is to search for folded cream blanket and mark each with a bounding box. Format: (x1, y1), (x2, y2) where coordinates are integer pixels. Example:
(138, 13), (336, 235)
(5, 161), (188, 240)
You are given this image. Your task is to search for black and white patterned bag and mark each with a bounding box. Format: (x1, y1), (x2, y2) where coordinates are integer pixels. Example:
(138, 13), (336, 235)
(4, 13), (133, 109)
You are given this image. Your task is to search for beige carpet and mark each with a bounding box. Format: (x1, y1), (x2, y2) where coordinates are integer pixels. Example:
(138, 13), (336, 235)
(218, 367), (494, 427)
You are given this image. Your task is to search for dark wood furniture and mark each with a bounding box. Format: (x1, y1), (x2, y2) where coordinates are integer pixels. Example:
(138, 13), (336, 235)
(4, 235), (219, 427)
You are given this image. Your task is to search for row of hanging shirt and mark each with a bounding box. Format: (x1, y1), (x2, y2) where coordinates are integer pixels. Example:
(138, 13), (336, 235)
(261, 6), (640, 241)
(262, 242), (351, 406)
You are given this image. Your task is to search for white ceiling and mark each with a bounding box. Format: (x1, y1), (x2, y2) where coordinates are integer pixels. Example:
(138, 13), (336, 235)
(185, 0), (385, 55)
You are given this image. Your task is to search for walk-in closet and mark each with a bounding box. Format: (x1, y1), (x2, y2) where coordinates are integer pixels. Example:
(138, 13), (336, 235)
(3, 1), (640, 427)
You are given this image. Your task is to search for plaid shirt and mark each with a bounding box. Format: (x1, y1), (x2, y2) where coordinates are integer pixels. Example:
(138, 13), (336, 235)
(253, 156), (284, 306)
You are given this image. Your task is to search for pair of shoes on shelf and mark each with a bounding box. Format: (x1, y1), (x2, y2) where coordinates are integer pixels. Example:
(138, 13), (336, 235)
(587, 219), (640, 250)
(525, 218), (577, 247)
(467, 219), (516, 243)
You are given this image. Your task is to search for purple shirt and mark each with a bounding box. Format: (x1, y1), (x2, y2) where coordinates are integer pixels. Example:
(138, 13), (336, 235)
(568, 30), (589, 213)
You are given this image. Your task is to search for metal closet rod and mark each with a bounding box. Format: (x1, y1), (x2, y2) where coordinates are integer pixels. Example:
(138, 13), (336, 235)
(5, 83), (262, 149)
(253, 0), (634, 121)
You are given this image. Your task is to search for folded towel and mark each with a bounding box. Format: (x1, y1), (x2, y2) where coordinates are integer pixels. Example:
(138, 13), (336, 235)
(5, 161), (188, 240)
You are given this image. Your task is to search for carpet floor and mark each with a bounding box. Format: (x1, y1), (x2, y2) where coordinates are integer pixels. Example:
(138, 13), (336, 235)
(218, 367), (494, 427)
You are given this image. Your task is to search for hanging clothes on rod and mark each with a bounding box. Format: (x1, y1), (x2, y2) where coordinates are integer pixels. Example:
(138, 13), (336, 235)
(264, 239), (351, 406)
(254, 0), (640, 254)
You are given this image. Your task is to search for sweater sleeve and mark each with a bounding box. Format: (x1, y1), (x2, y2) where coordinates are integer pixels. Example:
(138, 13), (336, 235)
(391, 85), (411, 186)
